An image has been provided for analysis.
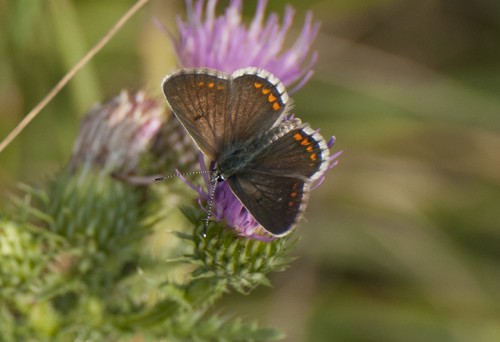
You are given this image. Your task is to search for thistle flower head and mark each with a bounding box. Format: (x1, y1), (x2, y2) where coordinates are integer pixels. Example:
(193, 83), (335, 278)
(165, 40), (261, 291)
(171, 0), (320, 92)
(178, 206), (299, 294)
(70, 91), (163, 174)
(178, 143), (341, 241)
(150, 115), (200, 174)
(178, 154), (275, 241)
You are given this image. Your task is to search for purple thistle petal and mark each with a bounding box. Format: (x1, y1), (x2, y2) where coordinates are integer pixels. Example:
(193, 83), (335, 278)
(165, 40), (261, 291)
(311, 150), (342, 190)
(330, 150), (343, 162)
(288, 67), (315, 95)
(206, 0), (216, 27)
(198, 151), (211, 185)
(169, 0), (320, 92)
(310, 176), (326, 191)
(327, 136), (336, 149)
(175, 168), (201, 194)
(328, 151), (342, 170)
(248, 0), (267, 39)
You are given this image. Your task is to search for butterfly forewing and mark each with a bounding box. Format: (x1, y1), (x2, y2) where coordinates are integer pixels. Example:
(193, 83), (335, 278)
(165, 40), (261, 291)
(226, 69), (289, 148)
(163, 68), (289, 160)
(162, 70), (231, 160)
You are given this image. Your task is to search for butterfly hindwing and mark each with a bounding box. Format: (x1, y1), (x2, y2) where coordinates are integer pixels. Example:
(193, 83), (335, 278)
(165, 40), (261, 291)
(227, 173), (309, 236)
(245, 120), (330, 181)
(226, 120), (330, 236)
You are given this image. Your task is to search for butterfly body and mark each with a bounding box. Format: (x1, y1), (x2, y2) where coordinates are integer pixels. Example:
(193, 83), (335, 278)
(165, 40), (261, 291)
(215, 137), (258, 178)
(162, 67), (330, 237)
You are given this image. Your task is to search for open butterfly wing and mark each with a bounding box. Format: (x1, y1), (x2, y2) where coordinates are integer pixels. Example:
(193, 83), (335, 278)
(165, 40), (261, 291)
(227, 122), (330, 236)
(226, 69), (289, 148)
(163, 68), (289, 160)
(162, 69), (231, 160)
(227, 173), (309, 236)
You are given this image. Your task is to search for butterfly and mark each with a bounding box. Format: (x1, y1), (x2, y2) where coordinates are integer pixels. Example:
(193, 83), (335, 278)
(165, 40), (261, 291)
(162, 68), (330, 237)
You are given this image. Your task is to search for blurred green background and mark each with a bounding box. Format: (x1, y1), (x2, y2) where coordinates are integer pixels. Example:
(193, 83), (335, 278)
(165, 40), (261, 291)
(1, 0), (500, 341)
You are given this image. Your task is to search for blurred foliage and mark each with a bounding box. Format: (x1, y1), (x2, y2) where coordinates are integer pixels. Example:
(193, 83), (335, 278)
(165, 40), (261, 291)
(1, 0), (500, 341)
(0, 166), (292, 340)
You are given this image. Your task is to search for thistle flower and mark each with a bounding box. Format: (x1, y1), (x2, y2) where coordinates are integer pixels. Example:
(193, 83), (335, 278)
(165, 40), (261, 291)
(180, 143), (341, 241)
(150, 115), (200, 174)
(178, 154), (274, 241)
(25, 92), (167, 289)
(69, 91), (163, 174)
(170, 0), (320, 93)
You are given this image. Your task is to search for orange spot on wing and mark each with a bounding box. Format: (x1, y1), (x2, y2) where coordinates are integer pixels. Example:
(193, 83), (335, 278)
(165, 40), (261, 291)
(262, 88), (271, 95)
(198, 81), (205, 87)
(288, 201), (294, 207)
(310, 153), (317, 161)
(217, 85), (225, 90)
(254, 82), (262, 88)
(293, 133), (303, 141)
(306, 146), (313, 152)
(208, 82), (215, 88)
(272, 102), (281, 111)
(291, 192), (297, 198)
(301, 138), (311, 146)
(268, 93), (277, 102)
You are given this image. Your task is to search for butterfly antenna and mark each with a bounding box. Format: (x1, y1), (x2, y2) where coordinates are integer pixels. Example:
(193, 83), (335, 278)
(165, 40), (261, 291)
(154, 170), (211, 182)
(154, 169), (218, 238)
(203, 173), (220, 238)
